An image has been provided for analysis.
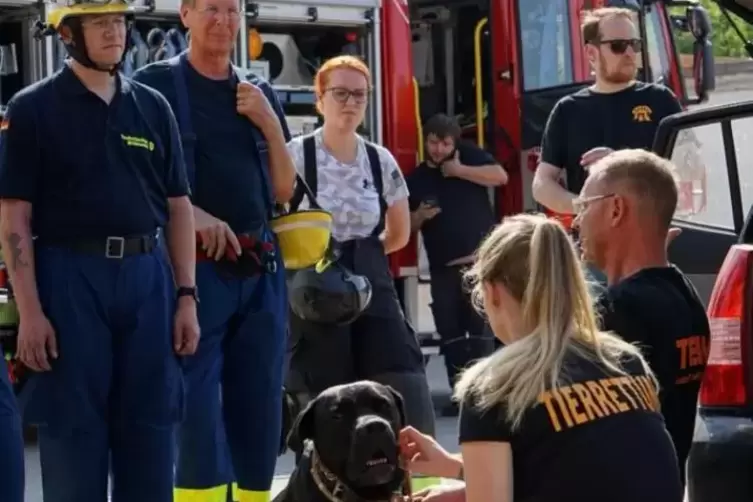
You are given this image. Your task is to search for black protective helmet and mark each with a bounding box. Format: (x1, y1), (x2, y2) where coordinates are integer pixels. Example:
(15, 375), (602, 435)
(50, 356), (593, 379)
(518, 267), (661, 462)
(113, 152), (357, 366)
(288, 261), (372, 325)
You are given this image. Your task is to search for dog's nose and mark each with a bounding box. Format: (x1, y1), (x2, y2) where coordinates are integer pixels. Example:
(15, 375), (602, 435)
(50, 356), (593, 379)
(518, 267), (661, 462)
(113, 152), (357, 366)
(364, 420), (388, 434)
(355, 415), (391, 435)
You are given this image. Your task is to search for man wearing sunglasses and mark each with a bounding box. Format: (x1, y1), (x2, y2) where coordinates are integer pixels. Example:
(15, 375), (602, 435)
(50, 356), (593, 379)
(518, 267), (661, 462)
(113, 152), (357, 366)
(532, 7), (683, 218)
(573, 149), (709, 487)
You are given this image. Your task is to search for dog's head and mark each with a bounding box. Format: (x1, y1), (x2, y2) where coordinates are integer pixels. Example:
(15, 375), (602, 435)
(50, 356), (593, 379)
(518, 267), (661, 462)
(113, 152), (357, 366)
(288, 380), (407, 496)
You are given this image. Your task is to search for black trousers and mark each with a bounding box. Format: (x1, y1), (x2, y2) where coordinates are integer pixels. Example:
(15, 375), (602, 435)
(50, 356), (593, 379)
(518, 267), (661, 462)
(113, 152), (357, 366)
(430, 265), (496, 388)
(285, 237), (435, 439)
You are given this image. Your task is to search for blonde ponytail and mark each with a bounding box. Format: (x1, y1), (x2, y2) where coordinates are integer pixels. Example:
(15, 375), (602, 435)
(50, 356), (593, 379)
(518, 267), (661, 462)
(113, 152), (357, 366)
(455, 214), (654, 430)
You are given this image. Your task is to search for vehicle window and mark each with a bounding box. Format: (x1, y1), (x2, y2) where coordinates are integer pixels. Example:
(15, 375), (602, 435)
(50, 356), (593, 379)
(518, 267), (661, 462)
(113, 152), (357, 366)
(644, 8), (671, 84)
(668, 117), (753, 230)
(518, 0), (574, 90)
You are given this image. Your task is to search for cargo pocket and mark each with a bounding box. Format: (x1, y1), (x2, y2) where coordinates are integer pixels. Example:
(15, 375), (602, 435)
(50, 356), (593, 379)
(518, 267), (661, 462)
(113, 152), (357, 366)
(19, 370), (80, 437)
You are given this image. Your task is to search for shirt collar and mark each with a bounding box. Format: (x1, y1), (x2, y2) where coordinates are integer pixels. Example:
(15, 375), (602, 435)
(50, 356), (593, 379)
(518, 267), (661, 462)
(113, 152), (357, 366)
(55, 61), (132, 97)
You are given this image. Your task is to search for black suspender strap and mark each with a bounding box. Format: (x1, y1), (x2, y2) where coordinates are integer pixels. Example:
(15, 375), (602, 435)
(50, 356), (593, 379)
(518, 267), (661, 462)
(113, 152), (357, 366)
(364, 142), (387, 235)
(289, 134), (319, 212)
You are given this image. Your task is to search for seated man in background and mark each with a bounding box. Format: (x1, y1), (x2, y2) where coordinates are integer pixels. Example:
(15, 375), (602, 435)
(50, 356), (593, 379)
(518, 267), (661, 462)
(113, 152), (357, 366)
(406, 114), (508, 416)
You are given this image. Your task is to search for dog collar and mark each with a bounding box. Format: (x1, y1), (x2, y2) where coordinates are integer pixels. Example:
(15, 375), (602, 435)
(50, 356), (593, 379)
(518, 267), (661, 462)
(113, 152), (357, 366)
(310, 446), (406, 502)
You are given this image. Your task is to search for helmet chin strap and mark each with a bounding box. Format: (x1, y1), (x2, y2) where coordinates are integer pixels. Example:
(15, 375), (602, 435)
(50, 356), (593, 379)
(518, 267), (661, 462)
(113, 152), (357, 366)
(62, 17), (128, 76)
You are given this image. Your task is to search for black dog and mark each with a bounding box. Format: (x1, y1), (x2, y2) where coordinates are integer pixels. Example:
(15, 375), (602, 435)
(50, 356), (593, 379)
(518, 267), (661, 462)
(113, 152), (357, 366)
(274, 380), (408, 502)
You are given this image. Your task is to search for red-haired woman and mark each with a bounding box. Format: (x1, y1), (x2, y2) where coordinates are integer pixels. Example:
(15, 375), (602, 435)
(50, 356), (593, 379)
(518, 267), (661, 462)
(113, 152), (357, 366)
(285, 55), (436, 440)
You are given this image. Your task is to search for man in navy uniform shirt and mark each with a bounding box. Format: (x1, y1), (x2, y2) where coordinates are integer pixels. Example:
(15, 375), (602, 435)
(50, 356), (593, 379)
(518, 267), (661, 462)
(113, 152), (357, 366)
(407, 114), (507, 416)
(0, 1), (199, 500)
(132, 0), (295, 499)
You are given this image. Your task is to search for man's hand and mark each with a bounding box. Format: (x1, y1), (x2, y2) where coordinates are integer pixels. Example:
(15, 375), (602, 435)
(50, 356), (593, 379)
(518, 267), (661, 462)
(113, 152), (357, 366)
(237, 81), (279, 131)
(195, 209), (242, 260)
(580, 147), (614, 169)
(173, 299), (200, 356)
(416, 202), (441, 222)
(441, 151), (464, 178)
(17, 311), (57, 372)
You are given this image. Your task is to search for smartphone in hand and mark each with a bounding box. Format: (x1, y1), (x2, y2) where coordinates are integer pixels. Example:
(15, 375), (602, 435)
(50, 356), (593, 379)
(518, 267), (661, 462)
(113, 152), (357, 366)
(423, 197), (439, 208)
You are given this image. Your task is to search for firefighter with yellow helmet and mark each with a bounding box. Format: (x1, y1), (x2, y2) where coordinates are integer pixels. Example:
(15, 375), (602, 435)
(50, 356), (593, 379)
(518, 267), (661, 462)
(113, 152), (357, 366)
(0, 0), (199, 500)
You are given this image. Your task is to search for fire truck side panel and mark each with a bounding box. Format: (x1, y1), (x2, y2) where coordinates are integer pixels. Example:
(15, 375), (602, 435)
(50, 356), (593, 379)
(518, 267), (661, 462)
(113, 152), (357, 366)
(382, 0), (419, 279)
(489, 0), (523, 218)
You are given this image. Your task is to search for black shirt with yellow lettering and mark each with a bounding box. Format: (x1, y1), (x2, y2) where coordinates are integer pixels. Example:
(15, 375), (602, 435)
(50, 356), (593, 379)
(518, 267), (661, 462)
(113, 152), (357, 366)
(459, 351), (683, 502)
(598, 266), (710, 482)
(540, 82), (682, 194)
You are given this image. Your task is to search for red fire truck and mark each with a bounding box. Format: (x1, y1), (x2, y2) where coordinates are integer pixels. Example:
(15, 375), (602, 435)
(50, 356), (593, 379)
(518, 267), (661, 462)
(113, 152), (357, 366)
(385, 0), (719, 350)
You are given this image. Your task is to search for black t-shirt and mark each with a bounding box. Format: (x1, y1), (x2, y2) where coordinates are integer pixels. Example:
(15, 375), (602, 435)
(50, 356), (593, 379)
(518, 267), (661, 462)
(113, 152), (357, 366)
(406, 141), (497, 268)
(459, 351), (683, 502)
(597, 266), (709, 477)
(540, 82), (682, 194)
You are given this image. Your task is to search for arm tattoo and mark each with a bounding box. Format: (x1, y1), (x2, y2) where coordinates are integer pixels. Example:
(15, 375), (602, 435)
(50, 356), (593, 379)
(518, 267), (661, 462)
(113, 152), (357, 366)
(7, 232), (29, 270)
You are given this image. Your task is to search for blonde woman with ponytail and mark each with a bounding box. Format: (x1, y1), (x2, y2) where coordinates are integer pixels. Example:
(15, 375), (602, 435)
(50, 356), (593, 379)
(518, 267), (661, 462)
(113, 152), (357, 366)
(399, 214), (683, 502)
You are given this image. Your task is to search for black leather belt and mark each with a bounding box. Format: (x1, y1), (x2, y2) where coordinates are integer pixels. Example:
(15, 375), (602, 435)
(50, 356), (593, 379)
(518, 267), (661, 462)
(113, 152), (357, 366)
(36, 230), (161, 259)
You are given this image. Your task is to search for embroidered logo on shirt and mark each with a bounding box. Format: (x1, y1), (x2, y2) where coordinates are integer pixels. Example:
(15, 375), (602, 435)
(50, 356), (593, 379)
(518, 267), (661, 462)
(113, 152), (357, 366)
(121, 134), (155, 151)
(391, 168), (404, 187)
(631, 105), (653, 123)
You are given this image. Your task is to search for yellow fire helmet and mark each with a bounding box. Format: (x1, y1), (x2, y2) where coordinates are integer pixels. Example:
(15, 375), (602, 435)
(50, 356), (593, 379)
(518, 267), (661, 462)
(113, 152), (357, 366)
(36, 0), (155, 73)
(38, 0), (154, 35)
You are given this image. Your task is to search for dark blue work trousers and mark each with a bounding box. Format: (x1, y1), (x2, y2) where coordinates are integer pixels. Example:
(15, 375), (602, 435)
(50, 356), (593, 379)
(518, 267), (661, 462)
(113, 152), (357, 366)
(0, 349), (24, 502)
(175, 260), (287, 502)
(20, 244), (182, 502)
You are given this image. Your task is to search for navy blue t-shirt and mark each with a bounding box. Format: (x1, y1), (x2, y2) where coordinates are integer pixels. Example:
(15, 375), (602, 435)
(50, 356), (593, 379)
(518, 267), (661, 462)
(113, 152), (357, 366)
(406, 141), (497, 268)
(132, 59), (291, 233)
(0, 65), (189, 239)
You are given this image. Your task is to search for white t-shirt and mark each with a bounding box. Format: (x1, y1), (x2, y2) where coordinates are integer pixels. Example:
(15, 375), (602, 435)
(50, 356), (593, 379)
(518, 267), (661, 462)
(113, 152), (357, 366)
(286, 129), (409, 242)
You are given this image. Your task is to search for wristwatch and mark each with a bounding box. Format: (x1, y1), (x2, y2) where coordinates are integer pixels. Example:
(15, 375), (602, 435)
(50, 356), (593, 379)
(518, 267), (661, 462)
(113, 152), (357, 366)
(177, 286), (199, 303)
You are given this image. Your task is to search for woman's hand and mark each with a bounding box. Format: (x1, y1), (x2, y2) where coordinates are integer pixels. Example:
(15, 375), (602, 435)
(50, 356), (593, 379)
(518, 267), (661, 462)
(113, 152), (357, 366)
(399, 426), (462, 478)
(407, 484), (466, 502)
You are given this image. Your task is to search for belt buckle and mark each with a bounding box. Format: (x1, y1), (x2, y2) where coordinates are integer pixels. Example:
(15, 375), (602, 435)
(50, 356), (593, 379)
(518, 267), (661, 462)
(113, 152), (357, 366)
(105, 236), (125, 259)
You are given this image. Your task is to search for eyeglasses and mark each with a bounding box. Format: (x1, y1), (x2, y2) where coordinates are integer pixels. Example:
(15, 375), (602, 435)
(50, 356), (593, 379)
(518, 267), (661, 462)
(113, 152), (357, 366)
(326, 87), (369, 105)
(593, 38), (642, 55)
(82, 16), (127, 31)
(572, 193), (615, 215)
(196, 5), (241, 21)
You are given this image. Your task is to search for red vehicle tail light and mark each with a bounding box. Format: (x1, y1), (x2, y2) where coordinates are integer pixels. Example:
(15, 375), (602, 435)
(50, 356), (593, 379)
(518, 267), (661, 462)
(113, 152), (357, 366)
(701, 244), (753, 407)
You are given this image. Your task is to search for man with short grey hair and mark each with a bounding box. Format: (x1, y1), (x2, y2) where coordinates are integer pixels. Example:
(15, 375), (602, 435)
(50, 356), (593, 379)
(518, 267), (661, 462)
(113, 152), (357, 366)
(132, 0), (294, 498)
(574, 149), (709, 485)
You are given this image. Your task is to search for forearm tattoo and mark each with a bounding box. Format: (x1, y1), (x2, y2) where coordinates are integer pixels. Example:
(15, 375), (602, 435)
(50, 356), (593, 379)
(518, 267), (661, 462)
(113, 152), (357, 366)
(6, 232), (29, 270)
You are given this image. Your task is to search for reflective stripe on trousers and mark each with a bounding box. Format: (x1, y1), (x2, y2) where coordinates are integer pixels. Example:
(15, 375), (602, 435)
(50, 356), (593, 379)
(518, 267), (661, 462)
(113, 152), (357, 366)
(175, 483), (270, 502)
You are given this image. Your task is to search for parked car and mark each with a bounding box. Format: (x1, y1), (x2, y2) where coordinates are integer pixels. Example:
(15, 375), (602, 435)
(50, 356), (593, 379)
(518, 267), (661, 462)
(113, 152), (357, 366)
(653, 100), (753, 502)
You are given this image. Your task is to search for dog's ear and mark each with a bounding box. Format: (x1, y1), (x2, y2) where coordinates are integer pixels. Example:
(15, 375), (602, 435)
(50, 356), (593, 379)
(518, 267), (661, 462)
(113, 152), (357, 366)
(287, 397), (317, 454)
(385, 385), (407, 427)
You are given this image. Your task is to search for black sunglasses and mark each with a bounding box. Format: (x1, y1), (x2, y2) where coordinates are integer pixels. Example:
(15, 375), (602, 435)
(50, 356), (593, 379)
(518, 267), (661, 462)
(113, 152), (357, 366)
(593, 38), (642, 54)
